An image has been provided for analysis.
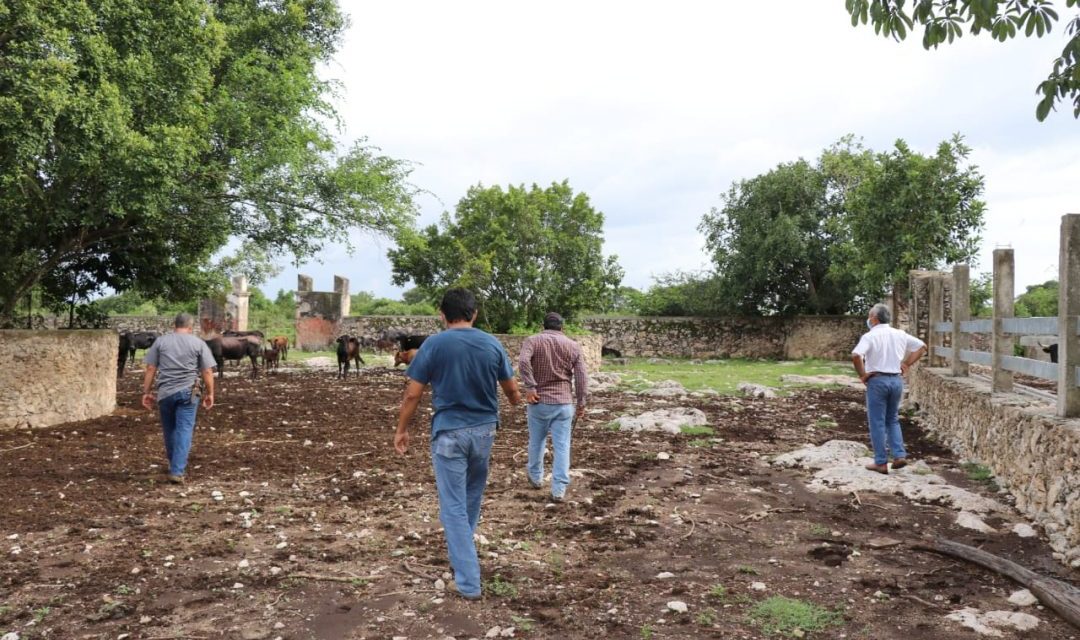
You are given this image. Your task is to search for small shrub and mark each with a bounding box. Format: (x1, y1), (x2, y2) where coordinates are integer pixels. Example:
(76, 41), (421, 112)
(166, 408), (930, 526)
(737, 565), (759, 575)
(688, 438), (713, 448)
(512, 615), (535, 631)
(639, 624), (654, 639)
(484, 575), (518, 598)
(697, 609), (717, 626)
(708, 584), (727, 599)
(808, 523), (831, 537)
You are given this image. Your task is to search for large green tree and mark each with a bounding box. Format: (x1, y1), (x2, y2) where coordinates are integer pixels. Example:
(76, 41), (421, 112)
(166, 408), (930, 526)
(388, 181), (623, 332)
(845, 0), (1080, 120)
(700, 135), (985, 315)
(0, 0), (417, 319)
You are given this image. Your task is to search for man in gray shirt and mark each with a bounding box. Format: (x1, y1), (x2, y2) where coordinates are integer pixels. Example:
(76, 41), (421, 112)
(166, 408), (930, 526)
(141, 313), (217, 483)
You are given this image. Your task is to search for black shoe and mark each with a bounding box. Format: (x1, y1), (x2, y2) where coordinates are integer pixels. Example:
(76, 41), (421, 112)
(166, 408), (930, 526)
(528, 478), (542, 490)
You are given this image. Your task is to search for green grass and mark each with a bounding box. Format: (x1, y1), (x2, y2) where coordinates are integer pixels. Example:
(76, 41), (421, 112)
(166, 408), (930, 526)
(697, 609), (717, 626)
(748, 597), (844, 637)
(961, 462), (999, 491)
(808, 523), (831, 537)
(688, 438), (714, 448)
(708, 584), (727, 599)
(639, 624), (654, 639)
(679, 425), (715, 436)
(511, 615), (535, 632)
(603, 358), (853, 396)
(483, 575), (518, 598)
(736, 565), (759, 575)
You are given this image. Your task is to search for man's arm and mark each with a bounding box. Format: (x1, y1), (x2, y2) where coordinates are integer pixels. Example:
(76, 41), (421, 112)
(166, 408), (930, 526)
(141, 365), (158, 410)
(851, 355), (869, 384)
(901, 345), (928, 375)
(517, 339), (539, 403)
(394, 380), (426, 454)
(572, 351), (588, 419)
(201, 368), (215, 409)
(500, 378), (522, 406)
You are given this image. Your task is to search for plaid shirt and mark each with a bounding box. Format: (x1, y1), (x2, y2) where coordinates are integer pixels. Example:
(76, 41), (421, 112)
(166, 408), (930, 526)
(518, 330), (588, 406)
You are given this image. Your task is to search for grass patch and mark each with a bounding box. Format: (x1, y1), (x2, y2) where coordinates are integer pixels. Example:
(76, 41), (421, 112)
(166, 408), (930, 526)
(484, 575), (518, 598)
(697, 608), (717, 626)
(708, 584), (727, 599)
(808, 523), (831, 537)
(736, 565), (759, 575)
(603, 358), (853, 396)
(748, 596), (843, 637)
(511, 615), (535, 632)
(688, 438), (714, 448)
(961, 462), (999, 491)
(679, 425), (714, 436)
(639, 624), (654, 639)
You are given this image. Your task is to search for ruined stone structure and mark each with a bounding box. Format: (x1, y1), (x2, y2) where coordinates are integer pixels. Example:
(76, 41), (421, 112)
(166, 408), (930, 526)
(0, 330), (117, 430)
(295, 274), (349, 351)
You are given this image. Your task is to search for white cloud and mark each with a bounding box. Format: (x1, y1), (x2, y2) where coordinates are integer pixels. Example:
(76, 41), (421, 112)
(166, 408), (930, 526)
(262, 0), (1080, 299)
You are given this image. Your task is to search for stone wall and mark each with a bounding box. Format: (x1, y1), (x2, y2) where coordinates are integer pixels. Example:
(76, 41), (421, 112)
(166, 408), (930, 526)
(496, 334), (603, 375)
(909, 368), (1080, 566)
(339, 315), (444, 340)
(107, 316), (182, 335)
(0, 331), (117, 430)
(579, 316), (864, 360)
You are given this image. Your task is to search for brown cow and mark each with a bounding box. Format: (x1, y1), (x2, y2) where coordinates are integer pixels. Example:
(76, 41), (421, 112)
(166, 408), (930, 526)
(394, 349), (419, 367)
(262, 347), (280, 371)
(374, 338), (397, 354)
(270, 335), (289, 361)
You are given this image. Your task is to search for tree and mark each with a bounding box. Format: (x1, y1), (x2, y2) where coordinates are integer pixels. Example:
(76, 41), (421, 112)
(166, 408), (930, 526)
(700, 135), (985, 315)
(388, 181), (623, 332)
(0, 0), (418, 318)
(970, 272), (994, 317)
(1015, 279), (1059, 316)
(845, 0), (1080, 120)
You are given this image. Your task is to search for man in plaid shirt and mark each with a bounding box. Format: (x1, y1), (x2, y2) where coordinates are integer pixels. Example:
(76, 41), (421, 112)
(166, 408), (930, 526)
(518, 312), (588, 501)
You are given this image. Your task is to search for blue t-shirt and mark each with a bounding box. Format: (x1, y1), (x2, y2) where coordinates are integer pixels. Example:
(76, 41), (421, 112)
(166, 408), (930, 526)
(406, 327), (514, 435)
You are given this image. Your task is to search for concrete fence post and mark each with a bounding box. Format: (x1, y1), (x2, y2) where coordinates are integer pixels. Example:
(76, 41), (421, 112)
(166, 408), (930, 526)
(992, 248), (1015, 393)
(952, 264), (970, 377)
(929, 275), (945, 367)
(1058, 214), (1080, 417)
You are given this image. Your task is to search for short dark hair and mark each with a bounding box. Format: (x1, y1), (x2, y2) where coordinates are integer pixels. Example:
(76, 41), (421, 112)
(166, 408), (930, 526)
(543, 312), (564, 330)
(440, 288), (477, 323)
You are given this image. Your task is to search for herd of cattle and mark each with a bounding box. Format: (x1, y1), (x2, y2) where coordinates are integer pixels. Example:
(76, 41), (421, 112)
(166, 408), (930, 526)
(116, 330), (429, 379)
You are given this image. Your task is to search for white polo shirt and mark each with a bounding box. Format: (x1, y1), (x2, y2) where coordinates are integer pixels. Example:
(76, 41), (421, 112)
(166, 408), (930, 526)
(852, 324), (925, 374)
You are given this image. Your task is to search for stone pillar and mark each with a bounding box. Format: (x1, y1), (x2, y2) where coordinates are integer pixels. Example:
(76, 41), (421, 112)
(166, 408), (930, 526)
(1058, 214), (1080, 417)
(992, 248), (1015, 393)
(298, 274), (313, 293)
(335, 275), (350, 318)
(231, 275), (250, 332)
(929, 276), (945, 367)
(951, 264), (970, 377)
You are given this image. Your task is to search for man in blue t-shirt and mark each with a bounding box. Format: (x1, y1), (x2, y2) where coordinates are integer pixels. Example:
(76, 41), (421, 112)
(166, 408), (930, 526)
(394, 288), (521, 600)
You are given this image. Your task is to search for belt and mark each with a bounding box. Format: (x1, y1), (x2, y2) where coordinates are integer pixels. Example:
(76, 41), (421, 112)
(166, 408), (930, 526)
(869, 372), (900, 376)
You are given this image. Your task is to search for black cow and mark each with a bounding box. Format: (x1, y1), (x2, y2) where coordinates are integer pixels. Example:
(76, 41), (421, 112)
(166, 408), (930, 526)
(117, 332), (132, 376)
(337, 335), (364, 379)
(1044, 343), (1059, 364)
(204, 335), (259, 379)
(396, 334), (429, 352)
(224, 330), (264, 343)
(126, 331), (159, 366)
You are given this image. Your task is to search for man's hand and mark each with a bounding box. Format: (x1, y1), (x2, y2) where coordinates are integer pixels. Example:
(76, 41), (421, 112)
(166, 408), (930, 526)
(202, 393), (214, 410)
(141, 393), (156, 410)
(394, 429), (410, 455)
(859, 373), (871, 384)
(526, 390), (540, 404)
(575, 405), (586, 420)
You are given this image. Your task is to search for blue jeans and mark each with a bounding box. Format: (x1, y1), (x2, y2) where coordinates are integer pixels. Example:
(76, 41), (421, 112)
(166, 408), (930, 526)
(526, 403), (575, 498)
(865, 375), (907, 465)
(431, 424), (497, 597)
(158, 389), (199, 476)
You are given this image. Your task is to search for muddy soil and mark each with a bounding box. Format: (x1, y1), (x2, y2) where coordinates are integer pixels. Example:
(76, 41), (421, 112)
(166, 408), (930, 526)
(0, 365), (1076, 639)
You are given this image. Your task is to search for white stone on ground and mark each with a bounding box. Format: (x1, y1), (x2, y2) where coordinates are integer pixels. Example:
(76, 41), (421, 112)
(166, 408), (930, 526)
(779, 374), (864, 389)
(1012, 523), (1038, 538)
(956, 511), (996, 533)
(300, 356), (335, 369)
(1008, 589), (1038, 606)
(773, 440), (1004, 514)
(613, 407), (707, 435)
(639, 379), (688, 397)
(588, 372), (623, 392)
(737, 382), (777, 398)
(667, 601), (688, 613)
(750, 581), (767, 591)
(945, 608), (1040, 636)
(655, 571), (675, 579)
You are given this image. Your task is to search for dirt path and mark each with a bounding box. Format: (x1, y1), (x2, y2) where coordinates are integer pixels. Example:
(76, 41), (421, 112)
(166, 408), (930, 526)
(0, 367), (1075, 639)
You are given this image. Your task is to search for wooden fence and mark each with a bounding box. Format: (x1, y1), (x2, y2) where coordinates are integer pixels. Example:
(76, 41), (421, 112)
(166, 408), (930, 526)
(929, 214), (1080, 417)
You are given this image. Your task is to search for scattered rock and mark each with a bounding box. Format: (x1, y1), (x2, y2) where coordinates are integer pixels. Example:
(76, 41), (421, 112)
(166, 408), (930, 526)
(301, 356), (335, 369)
(1012, 523), (1037, 538)
(666, 600), (688, 613)
(639, 380), (687, 397)
(612, 407), (707, 435)
(750, 582), (767, 591)
(434, 578), (446, 591)
(737, 382), (777, 399)
(587, 372), (623, 392)
(866, 537), (902, 549)
(655, 572), (675, 579)
(779, 374), (863, 389)
(3, 633), (20, 640)
(485, 627), (502, 638)
(656, 452), (671, 461)
(945, 608), (1040, 636)
(1008, 589), (1038, 607)
(956, 511), (996, 533)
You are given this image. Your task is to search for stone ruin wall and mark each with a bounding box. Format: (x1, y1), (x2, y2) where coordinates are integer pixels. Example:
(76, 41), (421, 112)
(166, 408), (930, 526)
(0, 330), (117, 431)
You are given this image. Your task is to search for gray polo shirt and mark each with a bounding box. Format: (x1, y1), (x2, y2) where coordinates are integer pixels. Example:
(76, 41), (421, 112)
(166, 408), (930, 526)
(143, 332), (217, 400)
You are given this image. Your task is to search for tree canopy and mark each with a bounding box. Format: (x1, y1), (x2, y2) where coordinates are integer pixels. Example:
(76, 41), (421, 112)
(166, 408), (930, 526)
(699, 135), (985, 315)
(388, 181), (623, 332)
(0, 0), (418, 319)
(845, 0), (1080, 120)
(1015, 279), (1059, 316)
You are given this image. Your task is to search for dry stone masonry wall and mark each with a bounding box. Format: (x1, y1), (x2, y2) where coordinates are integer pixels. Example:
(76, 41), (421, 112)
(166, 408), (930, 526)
(0, 330), (117, 430)
(909, 368), (1080, 566)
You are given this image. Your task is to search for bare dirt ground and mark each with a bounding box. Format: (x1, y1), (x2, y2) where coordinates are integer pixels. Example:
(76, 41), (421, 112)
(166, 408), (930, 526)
(1, 364), (1077, 639)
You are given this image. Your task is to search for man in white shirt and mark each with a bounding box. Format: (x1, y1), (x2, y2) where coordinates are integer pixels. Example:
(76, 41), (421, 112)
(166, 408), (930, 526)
(851, 304), (928, 474)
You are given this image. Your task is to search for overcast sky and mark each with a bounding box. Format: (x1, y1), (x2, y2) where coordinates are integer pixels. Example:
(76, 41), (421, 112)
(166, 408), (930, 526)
(260, 0), (1080, 301)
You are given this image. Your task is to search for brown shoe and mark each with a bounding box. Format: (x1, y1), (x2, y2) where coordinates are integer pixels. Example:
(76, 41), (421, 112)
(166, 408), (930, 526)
(864, 463), (889, 475)
(890, 458), (908, 470)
